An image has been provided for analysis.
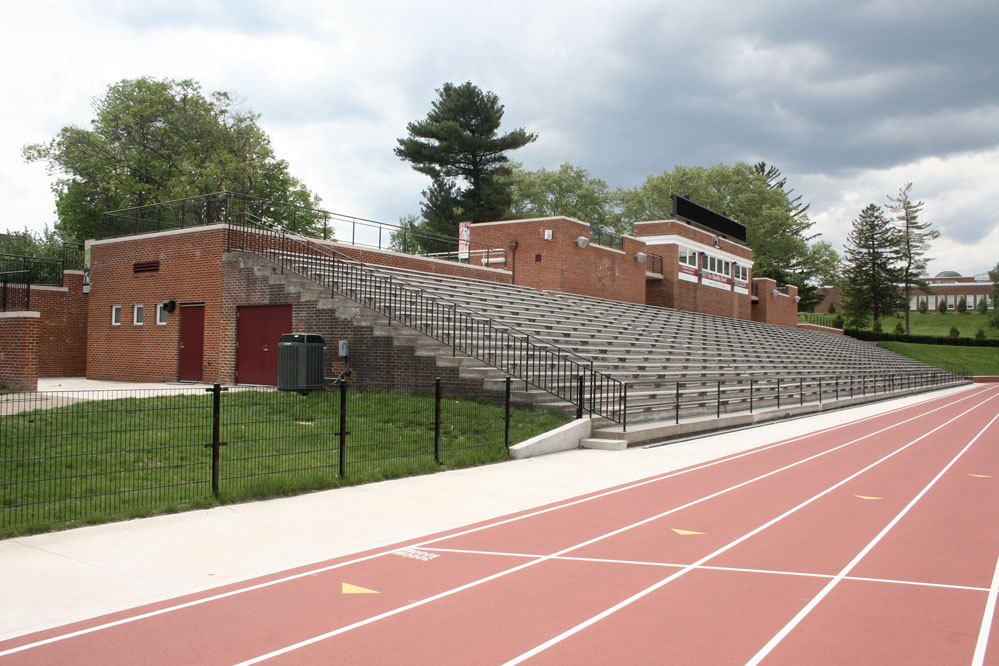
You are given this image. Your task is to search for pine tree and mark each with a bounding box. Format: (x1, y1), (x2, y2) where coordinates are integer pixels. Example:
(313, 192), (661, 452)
(886, 183), (938, 334)
(396, 82), (537, 237)
(841, 204), (903, 328)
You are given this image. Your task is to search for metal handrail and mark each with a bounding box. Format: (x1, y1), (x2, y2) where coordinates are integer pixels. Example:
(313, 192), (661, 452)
(624, 370), (965, 425)
(226, 217), (626, 423)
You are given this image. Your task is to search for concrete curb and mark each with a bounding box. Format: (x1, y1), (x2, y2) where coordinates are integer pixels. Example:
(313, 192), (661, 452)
(509, 418), (591, 458)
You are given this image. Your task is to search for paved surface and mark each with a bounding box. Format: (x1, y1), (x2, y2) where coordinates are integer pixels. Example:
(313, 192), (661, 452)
(0, 383), (976, 643)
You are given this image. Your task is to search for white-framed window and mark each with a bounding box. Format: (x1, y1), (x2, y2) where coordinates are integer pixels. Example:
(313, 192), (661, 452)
(133, 304), (144, 325)
(678, 247), (697, 267)
(111, 305), (121, 326)
(157, 303), (168, 325)
(723, 261), (731, 276)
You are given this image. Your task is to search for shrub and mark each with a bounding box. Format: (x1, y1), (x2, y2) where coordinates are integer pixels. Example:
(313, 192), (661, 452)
(949, 326), (960, 338)
(979, 299), (990, 315)
(918, 299), (929, 315)
(957, 297), (968, 314)
(872, 319), (883, 333)
(833, 315), (844, 329)
(827, 301), (837, 315)
(976, 329), (986, 340)
(893, 321), (905, 335)
(938, 299), (949, 314)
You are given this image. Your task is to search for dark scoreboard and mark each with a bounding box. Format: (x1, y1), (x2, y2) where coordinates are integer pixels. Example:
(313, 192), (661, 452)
(671, 195), (747, 243)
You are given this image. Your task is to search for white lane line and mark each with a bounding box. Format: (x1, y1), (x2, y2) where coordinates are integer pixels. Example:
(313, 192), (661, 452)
(971, 542), (999, 664)
(1, 386), (984, 659)
(500, 392), (999, 666)
(235, 390), (998, 665)
(423, 547), (991, 593)
(745, 409), (999, 666)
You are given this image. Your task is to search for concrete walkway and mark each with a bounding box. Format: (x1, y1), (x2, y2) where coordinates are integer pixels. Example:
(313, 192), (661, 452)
(0, 384), (975, 641)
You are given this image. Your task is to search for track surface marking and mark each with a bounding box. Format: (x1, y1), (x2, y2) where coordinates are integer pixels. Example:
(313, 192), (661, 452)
(2, 384), (997, 665)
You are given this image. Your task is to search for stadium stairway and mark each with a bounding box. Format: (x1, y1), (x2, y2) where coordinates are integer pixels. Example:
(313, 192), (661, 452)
(226, 244), (966, 448)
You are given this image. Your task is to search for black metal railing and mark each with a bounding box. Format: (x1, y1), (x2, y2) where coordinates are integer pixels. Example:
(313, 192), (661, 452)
(590, 227), (624, 250)
(0, 270), (31, 311)
(621, 370), (965, 428)
(0, 254), (63, 287)
(0, 379), (567, 537)
(226, 219), (626, 423)
(100, 192), (507, 268)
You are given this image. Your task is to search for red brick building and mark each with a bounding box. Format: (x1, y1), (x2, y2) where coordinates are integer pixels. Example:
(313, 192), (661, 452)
(3, 195), (801, 387)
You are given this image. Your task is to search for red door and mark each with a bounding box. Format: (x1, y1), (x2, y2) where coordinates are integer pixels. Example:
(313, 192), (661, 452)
(179, 304), (205, 382)
(237, 305), (292, 385)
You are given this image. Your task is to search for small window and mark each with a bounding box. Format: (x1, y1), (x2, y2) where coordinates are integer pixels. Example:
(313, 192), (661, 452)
(111, 305), (121, 326)
(134, 304), (144, 326)
(156, 303), (168, 325)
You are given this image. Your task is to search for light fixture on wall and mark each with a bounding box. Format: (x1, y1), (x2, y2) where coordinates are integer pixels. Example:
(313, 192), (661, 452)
(575, 236), (589, 248)
(635, 252), (647, 263)
(162, 300), (177, 313)
(771, 289), (779, 296)
(794, 295), (801, 303)
(714, 236), (721, 248)
(543, 229), (553, 240)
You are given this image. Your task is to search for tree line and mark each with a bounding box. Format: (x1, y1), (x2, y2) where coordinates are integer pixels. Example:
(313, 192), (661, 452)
(16, 76), (995, 323)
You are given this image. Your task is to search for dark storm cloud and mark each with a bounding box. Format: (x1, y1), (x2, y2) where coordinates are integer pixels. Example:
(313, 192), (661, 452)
(540, 0), (999, 186)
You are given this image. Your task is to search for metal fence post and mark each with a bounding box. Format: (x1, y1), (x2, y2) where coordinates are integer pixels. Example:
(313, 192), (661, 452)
(675, 382), (680, 424)
(799, 377), (804, 406)
(504, 376), (512, 448)
(576, 374), (584, 420)
(717, 380), (721, 418)
(338, 380), (348, 477)
(204, 383), (228, 497)
(777, 377), (781, 409)
(434, 377), (442, 465)
(749, 378), (754, 413)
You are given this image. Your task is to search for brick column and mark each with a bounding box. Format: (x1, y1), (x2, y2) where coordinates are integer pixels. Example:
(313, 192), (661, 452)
(0, 312), (41, 391)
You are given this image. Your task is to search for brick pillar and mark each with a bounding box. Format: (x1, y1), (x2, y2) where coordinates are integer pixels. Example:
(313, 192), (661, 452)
(0, 312), (41, 391)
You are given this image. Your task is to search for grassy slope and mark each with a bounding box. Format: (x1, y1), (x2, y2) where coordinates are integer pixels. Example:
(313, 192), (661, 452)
(877, 341), (999, 376)
(874, 312), (999, 338)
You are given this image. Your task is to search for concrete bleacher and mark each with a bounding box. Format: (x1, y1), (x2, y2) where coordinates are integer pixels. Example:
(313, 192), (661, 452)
(240, 247), (964, 446)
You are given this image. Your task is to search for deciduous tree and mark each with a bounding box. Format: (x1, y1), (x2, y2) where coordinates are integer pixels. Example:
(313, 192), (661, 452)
(23, 77), (319, 241)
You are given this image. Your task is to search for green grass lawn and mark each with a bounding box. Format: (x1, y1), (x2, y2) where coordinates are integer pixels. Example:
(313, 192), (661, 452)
(877, 341), (999, 376)
(868, 312), (998, 338)
(0, 388), (570, 538)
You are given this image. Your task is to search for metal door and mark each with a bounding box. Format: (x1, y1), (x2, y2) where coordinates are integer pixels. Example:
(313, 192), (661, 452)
(236, 304), (292, 385)
(179, 304), (205, 382)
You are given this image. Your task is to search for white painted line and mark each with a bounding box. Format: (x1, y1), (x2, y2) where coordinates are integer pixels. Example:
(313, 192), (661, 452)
(745, 409), (999, 666)
(972, 547), (999, 664)
(424, 547), (992, 592)
(238, 388), (998, 665)
(501, 392), (999, 666)
(1, 385), (984, 658)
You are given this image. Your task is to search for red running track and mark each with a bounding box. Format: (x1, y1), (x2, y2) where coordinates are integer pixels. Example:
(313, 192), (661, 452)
(3, 384), (999, 665)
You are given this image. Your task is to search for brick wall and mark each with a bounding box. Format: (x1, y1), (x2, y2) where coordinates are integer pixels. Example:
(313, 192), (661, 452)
(751, 278), (800, 327)
(222, 254), (488, 395)
(29, 271), (88, 377)
(329, 244), (511, 284)
(0, 312), (40, 391)
(470, 217), (648, 304)
(86, 227), (227, 382)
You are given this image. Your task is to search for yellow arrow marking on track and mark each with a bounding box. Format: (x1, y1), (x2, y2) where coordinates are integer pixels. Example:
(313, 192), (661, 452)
(672, 529), (705, 535)
(855, 495), (883, 500)
(342, 583), (379, 595)
(969, 474), (993, 478)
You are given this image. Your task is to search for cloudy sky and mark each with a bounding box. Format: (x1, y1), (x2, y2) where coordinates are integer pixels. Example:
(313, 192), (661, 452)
(2, 0), (997, 276)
